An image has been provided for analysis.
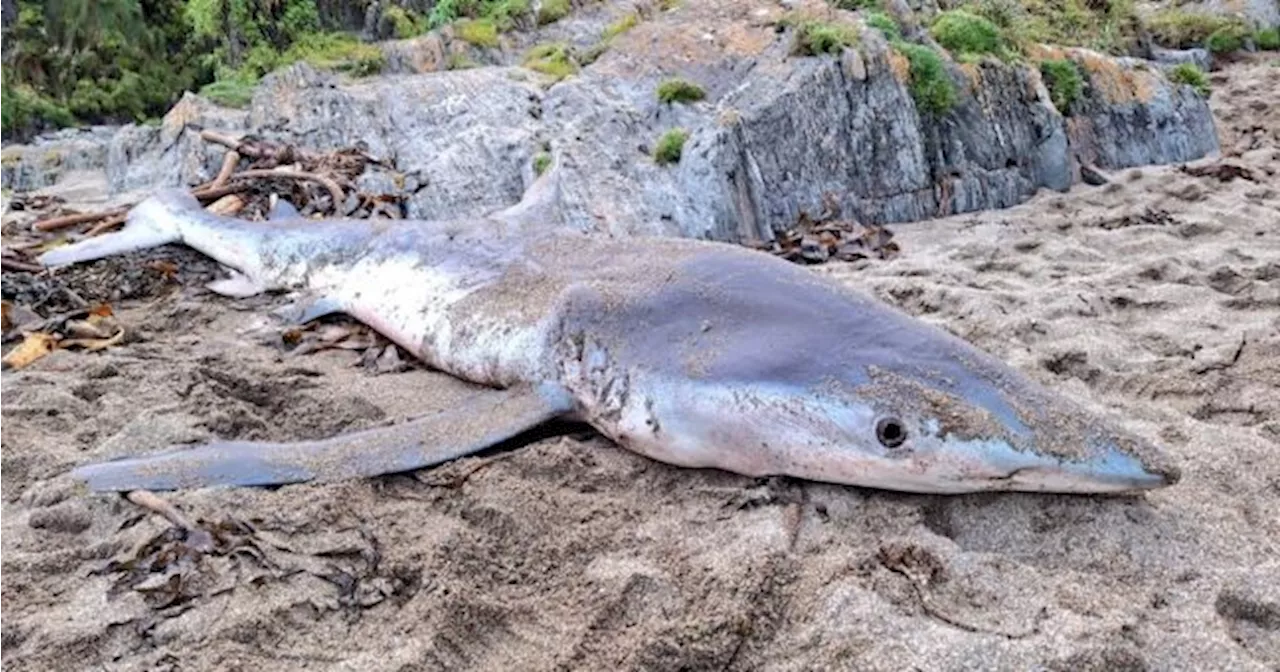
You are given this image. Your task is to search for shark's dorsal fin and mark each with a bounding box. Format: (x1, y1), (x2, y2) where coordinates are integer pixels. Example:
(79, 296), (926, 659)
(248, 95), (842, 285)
(267, 194), (302, 221)
(491, 152), (564, 230)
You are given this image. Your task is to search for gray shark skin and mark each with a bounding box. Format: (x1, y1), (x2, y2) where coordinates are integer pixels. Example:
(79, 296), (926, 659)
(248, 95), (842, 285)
(38, 161), (1181, 495)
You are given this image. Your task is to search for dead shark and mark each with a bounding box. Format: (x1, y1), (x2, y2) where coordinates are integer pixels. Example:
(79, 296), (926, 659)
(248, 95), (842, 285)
(37, 159), (1181, 495)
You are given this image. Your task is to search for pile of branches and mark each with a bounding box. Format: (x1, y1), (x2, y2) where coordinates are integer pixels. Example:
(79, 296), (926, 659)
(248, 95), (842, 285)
(2, 131), (406, 273)
(750, 193), (901, 265)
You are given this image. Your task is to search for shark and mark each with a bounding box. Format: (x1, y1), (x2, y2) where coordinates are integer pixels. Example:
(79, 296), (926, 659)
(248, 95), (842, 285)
(37, 159), (1181, 495)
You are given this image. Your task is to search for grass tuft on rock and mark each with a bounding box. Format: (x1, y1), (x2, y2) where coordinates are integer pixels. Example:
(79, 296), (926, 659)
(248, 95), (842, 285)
(930, 10), (1005, 57)
(524, 43), (578, 80)
(456, 18), (501, 47)
(384, 5), (428, 38)
(603, 13), (639, 40)
(283, 33), (387, 76)
(657, 78), (706, 104)
(791, 20), (860, 56)
(1257, 27), (1280, 51)
(895, 43), (957, 116)
(537, 0), (572, 25)
(1146, 10), (1247, 50)
(1205, 25), (1248, 54)
(958, 0), (1140, 56)
(533, 151), (552, 176)
(1169, 62), (1210, 97)
(653, 128), (688, 165)
(198, 77), (258, 108)
(864, 11), (902, 41)
(1038, 58), (1083, 114)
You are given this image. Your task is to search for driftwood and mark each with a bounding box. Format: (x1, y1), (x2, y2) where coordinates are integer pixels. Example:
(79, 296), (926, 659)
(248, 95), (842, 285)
(5, 135), (898, 275)
(3, 131), (406, 273)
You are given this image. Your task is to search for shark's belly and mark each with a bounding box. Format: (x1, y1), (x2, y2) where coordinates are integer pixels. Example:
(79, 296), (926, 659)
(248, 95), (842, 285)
(322, 253), (560, 388)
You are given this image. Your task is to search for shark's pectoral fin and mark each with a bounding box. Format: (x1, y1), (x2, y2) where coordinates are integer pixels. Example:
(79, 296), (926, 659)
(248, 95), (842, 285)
(206, 270), (268, 298)
(68, 382), (578, 491)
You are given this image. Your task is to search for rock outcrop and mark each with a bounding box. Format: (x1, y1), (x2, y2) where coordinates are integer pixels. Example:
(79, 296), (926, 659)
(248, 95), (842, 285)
(1, 1), (1223, 244)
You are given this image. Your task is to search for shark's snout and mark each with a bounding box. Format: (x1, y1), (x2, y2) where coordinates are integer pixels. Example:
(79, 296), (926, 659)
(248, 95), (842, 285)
(1000, 434), (1181, 494)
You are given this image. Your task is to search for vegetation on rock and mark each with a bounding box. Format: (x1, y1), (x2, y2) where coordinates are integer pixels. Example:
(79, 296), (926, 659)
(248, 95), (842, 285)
(1169, 62), (1210, 97)
(537, 0), (571, 26)
(524, 42), (578, 80)
(1145, 9), (1248, 50)
(657, 78), (706, 104)
(1204, 25), (1248, 54)
(894, 43), (957, 116)
(1258, 27), (1280, 51)
(1038, 58), (1083, 114)
(602, 12), (639, 40)
(864, 11), (902, 41)
(1, 0), (392, 140)
(790, 20), (860, 56)
(1, 0), (1262, 142)
(456, 17), (501, 47)
(533, 151), (552, 176)
(930, 10), (1008, 59)
(383, 5), (429, 39)
(653, 128), (688, 165)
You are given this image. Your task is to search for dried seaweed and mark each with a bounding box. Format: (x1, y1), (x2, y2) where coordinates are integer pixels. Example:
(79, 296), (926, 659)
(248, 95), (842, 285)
(1096, 207), (1178, 230)
(95, 516), (283, 611)
(749, 193), (901, 265)
(1179, 160), (1257, 183)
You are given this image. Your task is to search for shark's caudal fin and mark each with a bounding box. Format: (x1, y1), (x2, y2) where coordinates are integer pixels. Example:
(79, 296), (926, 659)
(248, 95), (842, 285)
(38, 189), (199, 267)
(69, 382), (577, 491)
(491, 152), (565, 230)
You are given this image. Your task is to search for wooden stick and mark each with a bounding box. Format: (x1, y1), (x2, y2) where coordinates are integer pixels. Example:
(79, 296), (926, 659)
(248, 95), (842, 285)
(198, 130), (245, 152)
(85, 214), (127, 237)
(33, 207), (128, 232)
(232, 169), (346, 211)
(1, 256), (44, 273)
(192, 183), (250, 202)
(211, 149), (242, 189)
(126, 489), (195, 531)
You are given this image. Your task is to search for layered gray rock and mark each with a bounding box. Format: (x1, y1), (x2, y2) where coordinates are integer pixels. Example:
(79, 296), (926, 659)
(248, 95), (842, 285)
(1063, 54), (1220, 171)
(1198, 0), (1280, 29)
(2, 4), (1222, 244)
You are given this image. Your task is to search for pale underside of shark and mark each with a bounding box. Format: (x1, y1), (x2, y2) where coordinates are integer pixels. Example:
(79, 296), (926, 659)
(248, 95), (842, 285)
(37, 159), (1181, 495)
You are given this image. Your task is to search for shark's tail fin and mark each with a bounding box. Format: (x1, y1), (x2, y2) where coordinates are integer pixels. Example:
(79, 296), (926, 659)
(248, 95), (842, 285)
(38, 188), (199, 268)
(492, 152), (565, 230)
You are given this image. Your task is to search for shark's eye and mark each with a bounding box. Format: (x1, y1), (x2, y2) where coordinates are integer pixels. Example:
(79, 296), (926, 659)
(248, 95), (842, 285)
(876, 417), (907, 448)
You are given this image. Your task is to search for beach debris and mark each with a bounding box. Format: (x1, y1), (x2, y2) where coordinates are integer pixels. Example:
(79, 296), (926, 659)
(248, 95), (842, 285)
(94, 513), (281, 611)
(1096, 206), (1178, 230)
(1179, 160), (1257, 183)
(95, 498), (414, 616)
(1, 303), (126, 370)
(1, 332), (58, 369)
(749, 193), (901, 264)
(1080, 163), (1110, 186)
(0, 131), (404, 271)
(268, 317), (417, 375)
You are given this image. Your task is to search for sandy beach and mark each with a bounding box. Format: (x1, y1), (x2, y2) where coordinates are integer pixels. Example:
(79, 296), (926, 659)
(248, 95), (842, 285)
(1, 56), (1277, 671)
